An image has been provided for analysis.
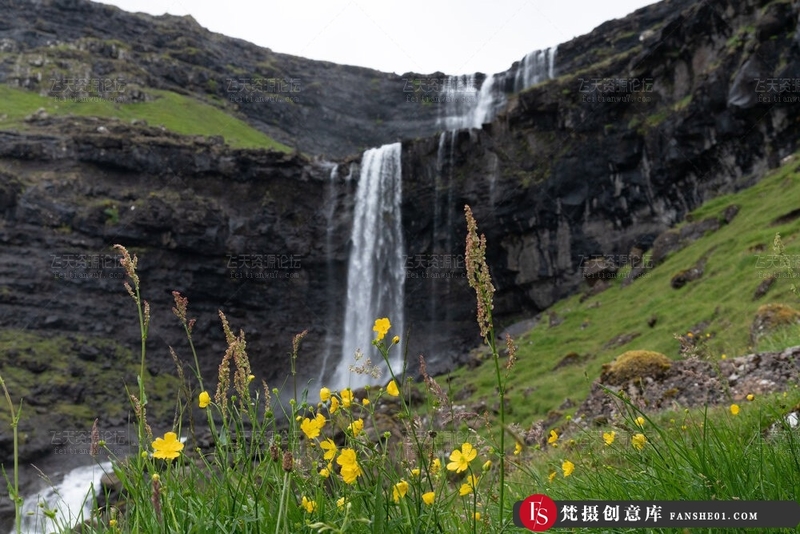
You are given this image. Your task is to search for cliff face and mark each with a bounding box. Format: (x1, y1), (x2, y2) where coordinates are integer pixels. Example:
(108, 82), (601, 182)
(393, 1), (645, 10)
(401, 0), (800, 352)
(0, 0), (443, 158)
(0, 0), (799, 468)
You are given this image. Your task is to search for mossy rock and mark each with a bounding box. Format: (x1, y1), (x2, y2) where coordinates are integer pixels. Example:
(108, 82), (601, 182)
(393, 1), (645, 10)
(750, 303), (800, 342)
(600, 350), (672, 386)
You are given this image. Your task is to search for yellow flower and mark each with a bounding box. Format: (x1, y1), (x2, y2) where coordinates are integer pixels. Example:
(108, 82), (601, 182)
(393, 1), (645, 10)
(482, 460), (492, 471)
(447, 443), (477, 473)
(348, 418), (364, 437)
(337, 448), (363, 484)
(746, 394), (755, 401)
(459, 474), (479, 496)
(109, 519), (118, 528)
(392, 480), (409, 502)
(721, 354), (727, 359)
(730, 404), (740, 415)
(319, 387), (331, 402)
(422, 491), (435, 505)
(392, 335), (400, 345)
(602, 431), (616, 446)
(548, 430), (558, 446)
(386, 380), (400, 397)
(330, 396), (340, 414)
(635, 416), (646, 428)
(474, 512), (481, 521)
(152, 432), (184, 460)
(430, 458), (441, 475)
(362, 398), (370, 406)
(301, 496), (316, 513)
(337, 497), (347, 509)
(373, 318), (391, 340)
(247, 374), (255, 383)
(562, 460), (575, 477)
(319, 467), (330, 478)
(320, 439), (338, 461)
(341, 389), (353, 408)
(410, 468), (421, 478)
(300, 416), (324, 440)
(548, 471), (556, 482)
(198, 391), (211, 409)
(514, 441), (523, 455)
(687, 332), (693, 338)
(631, 433), (647, 450)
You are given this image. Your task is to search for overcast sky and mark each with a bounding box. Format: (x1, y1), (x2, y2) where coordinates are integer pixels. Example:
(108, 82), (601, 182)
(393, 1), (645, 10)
(97, 0), (659, 75)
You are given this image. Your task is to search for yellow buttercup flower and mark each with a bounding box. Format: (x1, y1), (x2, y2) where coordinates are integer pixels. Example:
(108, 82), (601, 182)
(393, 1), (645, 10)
(474, 512), (481, 521)
(386, 380), (400, 397)
(300, 416), (324, 440)
(362, 398), (370, 406)
(482, 460), (492, 471)
(341, 389), (353, 408)
(337, 448), (363, 484)
(319, 387), (331, 402)
(392, 335), (400, 345)
(152, 432), (184, 460)
(602, 431), (616, 446)
(746, 394), (755, 401)
(422, 491), (435, 505)
(301, 496), (316, 513)
(373, 318), (391, 340)
(348, 418), (364, 437)
(392, 480), (409, 502)
(198, 391), (211, 409)
(330, 396), (340, 414)
(410, 468), (421, 477)
(514, 441), (523, 455)
(562, 460), (575, 477)
(631, 433), (647, 450)
(635, 416), (646, 428)
(447, 443), (477, 473)
(548, 430), (559, 446)
(459, 474), (479, 496)
(337, 497), (348, 509)
(730, 404), (740, 415)
(320, 438), (338, 461)
(548, 471), (556, 482)
(319, 467), (330, 478)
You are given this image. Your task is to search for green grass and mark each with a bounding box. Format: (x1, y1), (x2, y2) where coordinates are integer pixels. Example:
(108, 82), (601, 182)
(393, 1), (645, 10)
(448, 151), (800, 428)
(0, 84), (291, 152)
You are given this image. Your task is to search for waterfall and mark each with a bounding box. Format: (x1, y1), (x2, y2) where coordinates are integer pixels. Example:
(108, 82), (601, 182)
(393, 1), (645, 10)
(514, 45), (558, 93)
(333, 143), (404, 391)
(11, 462), (112, 534)
(437, 45), (558, 130)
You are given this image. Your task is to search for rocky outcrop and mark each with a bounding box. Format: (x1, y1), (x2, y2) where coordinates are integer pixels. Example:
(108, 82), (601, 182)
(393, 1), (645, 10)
(400, 0), (800, 337)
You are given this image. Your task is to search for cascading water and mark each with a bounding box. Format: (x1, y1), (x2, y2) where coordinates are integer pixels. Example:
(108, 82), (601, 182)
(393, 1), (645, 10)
(11, 462), (112, 534)
(437, 45), (558, 130)
(333, 143), (404, 391)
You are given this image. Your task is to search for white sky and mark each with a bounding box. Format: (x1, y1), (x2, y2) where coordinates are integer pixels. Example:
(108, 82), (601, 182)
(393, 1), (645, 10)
(97, 0), (659, 76)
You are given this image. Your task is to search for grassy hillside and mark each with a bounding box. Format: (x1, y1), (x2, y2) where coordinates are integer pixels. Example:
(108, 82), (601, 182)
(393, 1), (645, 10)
(449, 155), (800, 427)
(0, 84), (292, 152)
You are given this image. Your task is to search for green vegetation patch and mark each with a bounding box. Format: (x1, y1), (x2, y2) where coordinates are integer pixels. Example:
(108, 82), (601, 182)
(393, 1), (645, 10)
(0, 84), (291, 152)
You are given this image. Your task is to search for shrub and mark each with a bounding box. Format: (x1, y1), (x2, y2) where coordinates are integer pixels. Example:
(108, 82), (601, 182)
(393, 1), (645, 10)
(600, 350), (672, 385)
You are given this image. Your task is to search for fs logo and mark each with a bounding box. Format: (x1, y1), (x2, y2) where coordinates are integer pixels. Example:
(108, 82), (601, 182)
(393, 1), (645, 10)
(514, 494), (557, 531)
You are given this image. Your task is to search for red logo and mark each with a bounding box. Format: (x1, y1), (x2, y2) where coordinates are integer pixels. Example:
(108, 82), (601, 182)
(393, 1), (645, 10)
(519, 494), (557, 531)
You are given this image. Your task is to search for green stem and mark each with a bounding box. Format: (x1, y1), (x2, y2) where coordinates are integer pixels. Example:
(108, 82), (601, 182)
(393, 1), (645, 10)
(488, 327), (506, 525)
(0, 376), (21, 534)
(276, 470), (289, 534)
